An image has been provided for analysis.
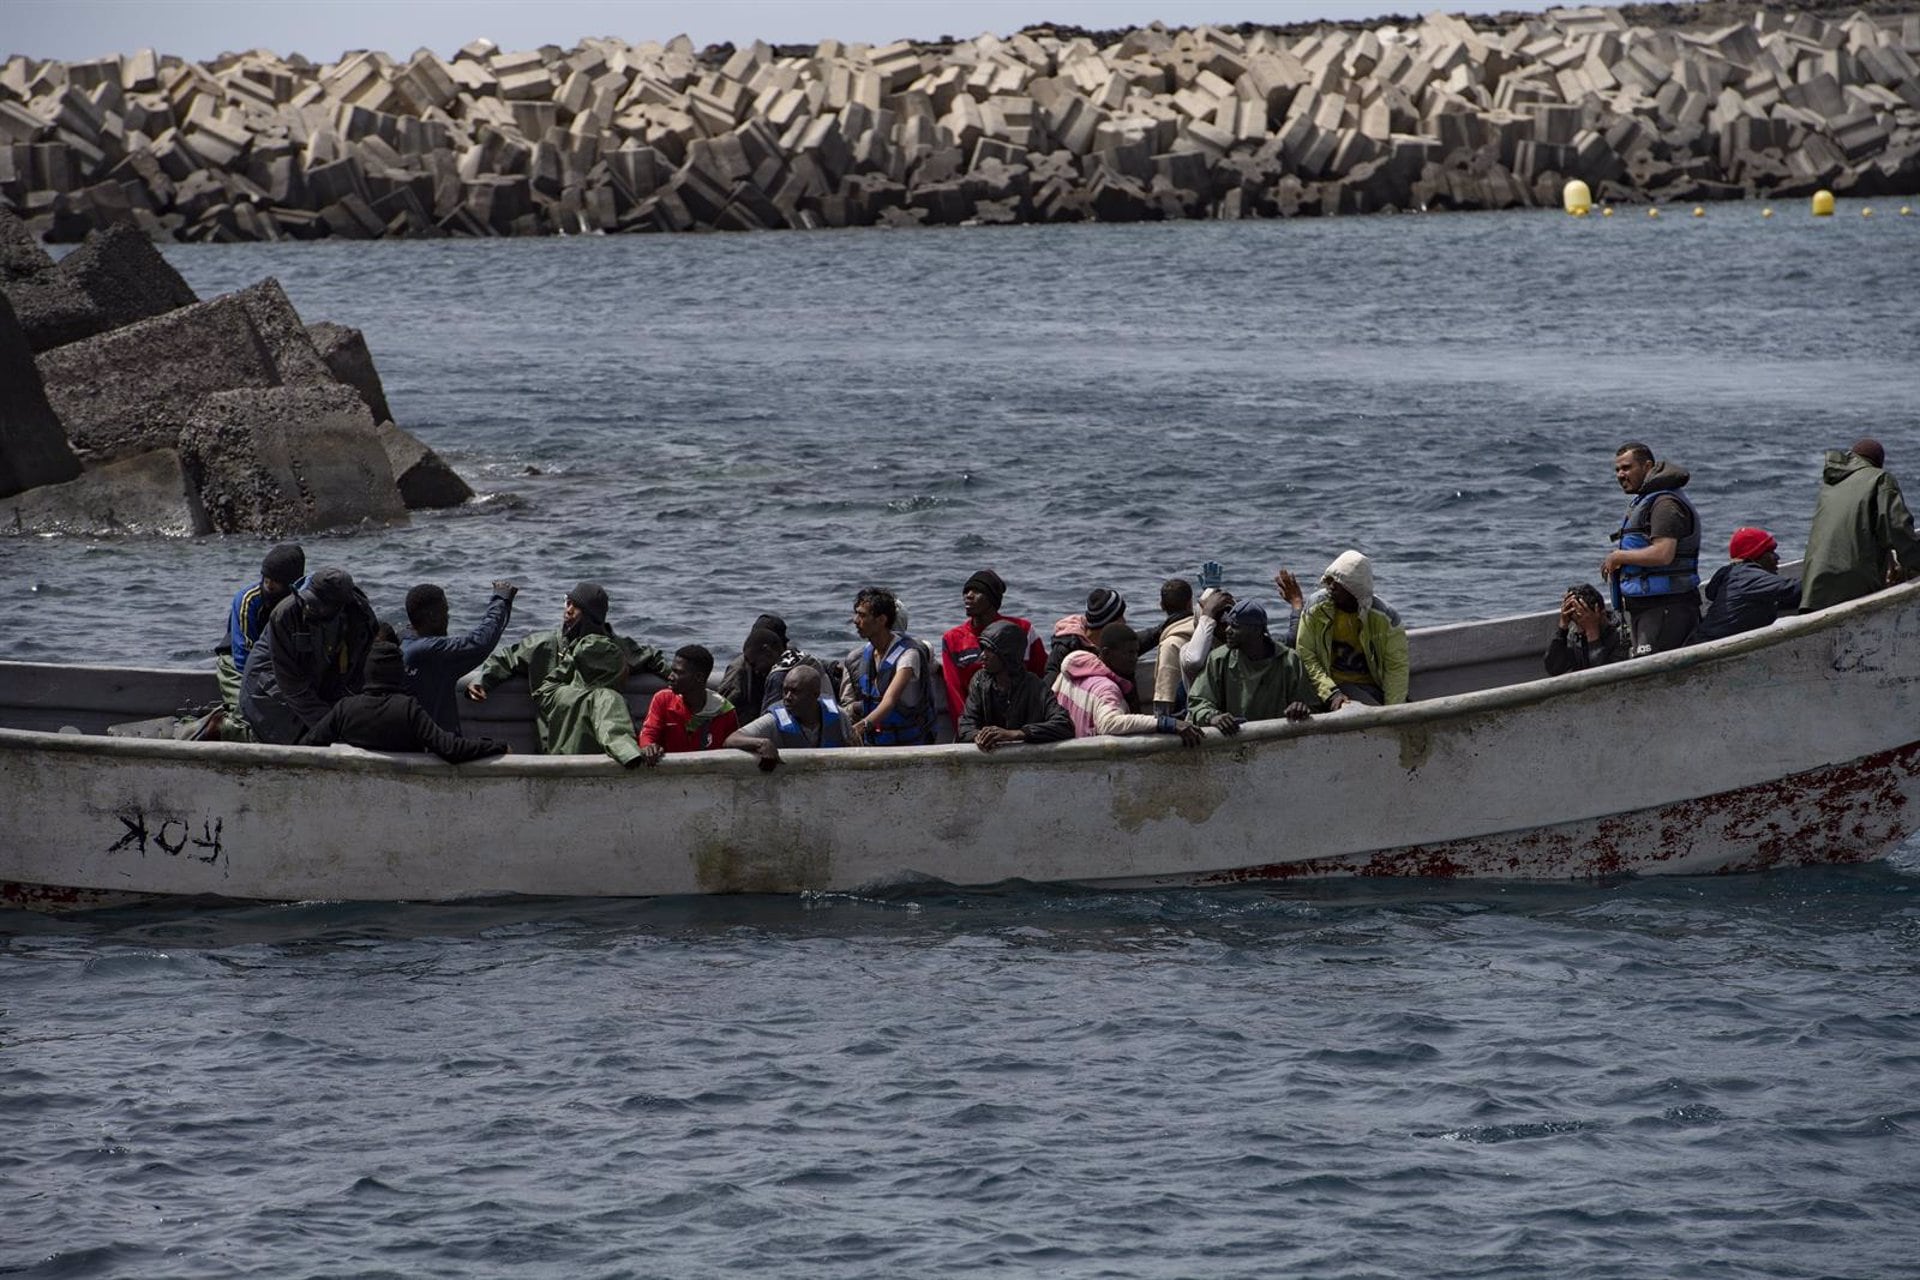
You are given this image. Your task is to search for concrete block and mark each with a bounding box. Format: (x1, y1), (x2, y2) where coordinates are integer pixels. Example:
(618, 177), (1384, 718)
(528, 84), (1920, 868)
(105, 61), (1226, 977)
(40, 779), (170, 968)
(306, 321), (394, 424)
(0, 288), (81, 497)
(377, 419), (471, 509)
(180, 383), (407, 535)
(37, 277), (329, 461)
(52, 222), (197, 330)
(0, 447), (206, 536)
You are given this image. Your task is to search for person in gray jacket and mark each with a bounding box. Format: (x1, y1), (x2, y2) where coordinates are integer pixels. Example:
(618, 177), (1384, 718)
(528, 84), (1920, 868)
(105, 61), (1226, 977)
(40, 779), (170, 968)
(240, 567), (380, 745)
(957, 620), (1074, 751)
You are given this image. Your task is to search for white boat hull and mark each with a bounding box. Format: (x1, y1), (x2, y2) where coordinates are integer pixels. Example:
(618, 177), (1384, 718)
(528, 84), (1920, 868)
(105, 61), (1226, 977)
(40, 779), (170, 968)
(4, 583), (1917, 904)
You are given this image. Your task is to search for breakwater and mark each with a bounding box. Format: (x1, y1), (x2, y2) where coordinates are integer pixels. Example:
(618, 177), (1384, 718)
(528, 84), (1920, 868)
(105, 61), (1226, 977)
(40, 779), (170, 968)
(2, 4), (1919, 241)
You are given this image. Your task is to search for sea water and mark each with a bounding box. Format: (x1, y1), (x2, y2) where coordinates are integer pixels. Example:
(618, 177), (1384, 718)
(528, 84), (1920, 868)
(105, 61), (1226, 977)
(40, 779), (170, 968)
(4, 209), (1920, 1277)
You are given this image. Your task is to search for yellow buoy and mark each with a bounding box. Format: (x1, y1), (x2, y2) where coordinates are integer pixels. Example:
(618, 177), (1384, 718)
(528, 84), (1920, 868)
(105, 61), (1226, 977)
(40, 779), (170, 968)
(1692, 206), (1705, 217)
(1562, 179), (1592, 216)
(1762, 207), (1774, 218)
(1812, 190), (1835, 216)
(1862, 207), (1873, 217)
(1648, 207), (1660, 218)
(1602, 205), (1614, 217)
(1902, 206), (1912, 216)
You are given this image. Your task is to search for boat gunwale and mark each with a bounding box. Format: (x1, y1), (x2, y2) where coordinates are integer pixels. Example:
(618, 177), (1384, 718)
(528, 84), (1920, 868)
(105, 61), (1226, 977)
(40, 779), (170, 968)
(0, 579), (1907, 778)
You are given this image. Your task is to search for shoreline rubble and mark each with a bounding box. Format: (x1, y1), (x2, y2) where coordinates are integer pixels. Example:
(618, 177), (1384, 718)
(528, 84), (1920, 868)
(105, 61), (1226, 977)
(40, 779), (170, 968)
(0, 3), (1917, 241)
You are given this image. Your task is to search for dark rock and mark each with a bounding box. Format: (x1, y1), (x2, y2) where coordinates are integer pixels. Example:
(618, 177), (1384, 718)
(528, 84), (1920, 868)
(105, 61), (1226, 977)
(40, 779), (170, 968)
(307, 321), (394, 423)
(0, 448), (209, 536)
(0, 206), (105, 351)
(0, 289), (82, 497)
(52, 222), (198, 330)
(36, 277), (332, 462)
(378, 419), (472, 509)
(179, 383), (408, 535)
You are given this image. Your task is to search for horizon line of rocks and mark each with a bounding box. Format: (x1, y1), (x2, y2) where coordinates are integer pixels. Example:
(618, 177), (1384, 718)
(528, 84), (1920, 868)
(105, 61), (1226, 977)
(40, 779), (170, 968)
(3, 5), (1920, 240)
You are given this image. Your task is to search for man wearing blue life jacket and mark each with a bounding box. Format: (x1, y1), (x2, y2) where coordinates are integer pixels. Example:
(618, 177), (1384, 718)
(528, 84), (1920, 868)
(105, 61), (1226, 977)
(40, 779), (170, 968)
(1601, 442), (1703, 656)
(727, 666), (849, 770)
(844, 586), (937, 746)
(192, 543), (305, 740)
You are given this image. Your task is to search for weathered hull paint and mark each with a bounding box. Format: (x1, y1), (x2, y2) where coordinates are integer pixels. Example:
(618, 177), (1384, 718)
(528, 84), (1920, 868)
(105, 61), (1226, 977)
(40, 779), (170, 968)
(2, 580), (1918, 905)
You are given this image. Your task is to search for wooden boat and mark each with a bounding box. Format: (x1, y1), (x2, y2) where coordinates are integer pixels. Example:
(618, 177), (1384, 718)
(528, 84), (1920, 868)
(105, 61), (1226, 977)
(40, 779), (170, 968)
(3, 579), (1916, 909)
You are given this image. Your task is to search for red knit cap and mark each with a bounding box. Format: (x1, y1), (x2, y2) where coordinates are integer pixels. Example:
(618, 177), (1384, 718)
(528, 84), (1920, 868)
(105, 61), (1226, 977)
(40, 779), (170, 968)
(1728, 527), (1776, 561)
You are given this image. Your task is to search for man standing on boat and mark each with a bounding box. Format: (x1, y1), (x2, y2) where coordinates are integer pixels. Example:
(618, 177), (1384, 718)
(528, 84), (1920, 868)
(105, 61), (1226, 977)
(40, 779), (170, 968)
(465, 582), (669, 711)
(1601, 443), (1703, 656)
(940, 569), (1046, 734)
(1800, 439), (1920, 613)
(239, 567), (381, 745)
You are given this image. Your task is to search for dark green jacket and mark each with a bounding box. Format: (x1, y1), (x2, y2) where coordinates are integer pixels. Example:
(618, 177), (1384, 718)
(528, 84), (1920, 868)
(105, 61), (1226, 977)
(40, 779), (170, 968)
(1801, 452), (1920, 612)
(531, 634), (643, 764)
(1187, 642), (1334, 727)
(476, 626), (669, 696)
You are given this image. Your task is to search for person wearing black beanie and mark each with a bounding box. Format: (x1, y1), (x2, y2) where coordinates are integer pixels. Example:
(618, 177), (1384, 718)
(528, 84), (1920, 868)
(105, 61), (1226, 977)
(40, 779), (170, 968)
(465, 582), (672, 748)
(940, 567), (1046, 736)
(199, 543), (308, 741)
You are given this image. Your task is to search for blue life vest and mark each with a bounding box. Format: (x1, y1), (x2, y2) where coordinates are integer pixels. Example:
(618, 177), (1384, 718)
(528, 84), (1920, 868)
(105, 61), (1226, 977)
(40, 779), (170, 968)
(856, 636), (936, 746)
(770, 697), (849, 747)
(1615, 488), (1701, 598)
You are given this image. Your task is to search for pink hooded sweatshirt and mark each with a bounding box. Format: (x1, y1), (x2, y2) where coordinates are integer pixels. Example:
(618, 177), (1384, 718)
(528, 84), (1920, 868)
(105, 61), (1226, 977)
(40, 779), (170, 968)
(1051, 650), (1166, 738)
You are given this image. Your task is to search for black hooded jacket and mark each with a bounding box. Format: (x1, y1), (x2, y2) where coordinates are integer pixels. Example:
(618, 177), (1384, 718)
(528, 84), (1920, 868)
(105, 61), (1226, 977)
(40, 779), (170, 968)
(301, 644), (507, 763)
(958, 622), (1074, 743)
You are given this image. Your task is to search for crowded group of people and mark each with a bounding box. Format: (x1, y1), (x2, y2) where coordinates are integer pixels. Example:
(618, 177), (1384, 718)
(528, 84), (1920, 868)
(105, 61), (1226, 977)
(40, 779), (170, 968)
(193, 437), (1919, 767)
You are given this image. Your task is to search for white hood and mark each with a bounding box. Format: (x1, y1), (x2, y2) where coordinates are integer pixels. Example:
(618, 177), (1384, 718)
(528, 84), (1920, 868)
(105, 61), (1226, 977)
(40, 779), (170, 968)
(1322, 550), (1375, 613)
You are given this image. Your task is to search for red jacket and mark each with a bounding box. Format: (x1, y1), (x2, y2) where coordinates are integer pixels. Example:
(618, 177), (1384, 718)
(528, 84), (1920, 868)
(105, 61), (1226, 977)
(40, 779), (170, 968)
(940, 615), (1046, 731)
(639, 689), (739, 753)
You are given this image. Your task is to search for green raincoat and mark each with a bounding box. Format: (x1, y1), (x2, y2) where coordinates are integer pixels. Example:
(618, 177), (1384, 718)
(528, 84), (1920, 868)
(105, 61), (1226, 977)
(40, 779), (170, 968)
(532, 634), (643, 765)
(1186, 641), (1335, 727)
(475, 626), (670, 697)
(1800, 451), (1920, 613)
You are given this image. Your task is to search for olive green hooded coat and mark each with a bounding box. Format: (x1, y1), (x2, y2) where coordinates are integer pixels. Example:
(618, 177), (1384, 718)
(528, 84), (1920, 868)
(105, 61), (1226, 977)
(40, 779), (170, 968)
(1800, 451), (1920, 613)
(532, 634), (643, 765)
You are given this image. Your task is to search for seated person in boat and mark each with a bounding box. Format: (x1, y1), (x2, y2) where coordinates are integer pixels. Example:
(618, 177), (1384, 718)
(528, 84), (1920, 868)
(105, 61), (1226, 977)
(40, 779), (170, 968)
(941, 568), (1047, 735)
(400, 579), (517, 734)
(1544, 583), (1631, 675)
(465, 581), (669, 708)
(1275, 551), (1409, 706)
(532, 633), (645, 766)
(197, 542), (305, 742)
(1801, 438), (1920, 613)
(1178, 587), (1234, 687)
(843, 587), (937, 746)
(301, 638), (507, 763)
(1053, 622), (1203, 745)
(1691, 527), (1802, 644)
(638, 645), (740, 764)
(1151, 578), (1197, 717)
(718, 616), (828, 717)
(1186, 601), (1342, 733)
(239, 567), (381, 746)
(1044, 587), (1129, 693)
(728, 666), (849, 770)
(958, 620), (1074, 752)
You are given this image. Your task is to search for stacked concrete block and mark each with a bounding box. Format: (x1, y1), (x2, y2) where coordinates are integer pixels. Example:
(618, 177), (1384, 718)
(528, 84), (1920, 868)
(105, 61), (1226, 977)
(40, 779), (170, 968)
(0, 288), (82, 496)
(3, 5), (1918, 239)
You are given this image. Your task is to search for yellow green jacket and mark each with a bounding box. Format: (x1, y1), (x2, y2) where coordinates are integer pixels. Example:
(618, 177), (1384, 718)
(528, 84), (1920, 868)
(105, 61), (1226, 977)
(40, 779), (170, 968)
(1293, 597), (1410, 705)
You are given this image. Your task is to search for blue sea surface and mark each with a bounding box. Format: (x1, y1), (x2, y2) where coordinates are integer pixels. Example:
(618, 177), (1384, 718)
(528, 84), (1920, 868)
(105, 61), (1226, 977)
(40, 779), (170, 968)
(6, 867), (1920, 1277)
(4, 208), (1920, 1276)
